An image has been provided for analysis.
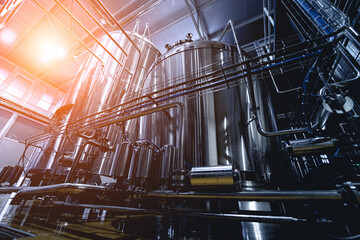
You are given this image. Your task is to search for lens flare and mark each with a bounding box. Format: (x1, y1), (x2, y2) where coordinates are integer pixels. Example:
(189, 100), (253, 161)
(0, 28), (17, 45)
(40, 41), (67, 64)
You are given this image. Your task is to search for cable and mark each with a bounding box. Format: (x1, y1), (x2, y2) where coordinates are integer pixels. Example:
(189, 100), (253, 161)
(325, 232), (360, 240)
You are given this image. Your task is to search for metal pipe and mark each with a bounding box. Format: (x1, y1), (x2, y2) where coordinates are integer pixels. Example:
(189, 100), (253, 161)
(68, 102), (184, 177)
(70, 0), (162, 54)
(263, 0), (268, 48)
(184, 0), (204, 40)
(146, 189), (349, 201)
(73, 0), (129, 58)
(32, 0), (105, 67)
(58, 202), (308, 223)
(267, 0), (272, 50)
(26, 34), (338, 143)
(329, 44), (360, 86)
(245, 61), (309, 137)
(113, 0), (165, 26)
(83, 0), (116, 27)
(65, 137), (112, 183)
(177, 102), (185, 170)
(75, 102), (183, 133)
(14, 183), (106, 196)
(189, 0), (209, 40)
(26, 47), (324, 144)
(269, 68), (302, 94)
(180, 212), (307, 223)
(53, 0), (132, 74)
(73, 31), (343, 119)
(29, 46), (323, 144)
(0, 187), (22, 194)
(91, 0), (141, 53)
(218, 20), (242, 56)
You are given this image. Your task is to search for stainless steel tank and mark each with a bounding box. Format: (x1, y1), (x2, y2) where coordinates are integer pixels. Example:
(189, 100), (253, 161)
(128, 39), (276, 187)
(27, 30), (160, 173)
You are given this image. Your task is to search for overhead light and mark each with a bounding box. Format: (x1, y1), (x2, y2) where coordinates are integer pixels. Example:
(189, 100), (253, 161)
(40, 41), (67, 64)
(0, 28), (16, 45)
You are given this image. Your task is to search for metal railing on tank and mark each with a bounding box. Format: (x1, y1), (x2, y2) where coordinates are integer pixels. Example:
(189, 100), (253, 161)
(32, 0), (141, 77)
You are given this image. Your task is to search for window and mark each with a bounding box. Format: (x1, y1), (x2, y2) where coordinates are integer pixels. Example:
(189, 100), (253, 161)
(2, 75), (32, 102)
(0, 108), (12, 130)
(5, 116), (45, 140)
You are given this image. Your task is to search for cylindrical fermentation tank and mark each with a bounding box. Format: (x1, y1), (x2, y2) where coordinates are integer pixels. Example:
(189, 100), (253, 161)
(27, 30), (160, 173)
(128, 38), (277, 187)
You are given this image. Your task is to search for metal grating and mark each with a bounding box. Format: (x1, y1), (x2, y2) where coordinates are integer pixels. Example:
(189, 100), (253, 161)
(0, 223), (35, 239)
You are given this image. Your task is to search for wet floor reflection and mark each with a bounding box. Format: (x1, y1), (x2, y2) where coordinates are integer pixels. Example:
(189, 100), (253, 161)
(3, 199), (251, 239)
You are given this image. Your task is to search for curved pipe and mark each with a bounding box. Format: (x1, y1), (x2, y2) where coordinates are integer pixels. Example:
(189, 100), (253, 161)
(77, 102), (185, 170)
(245, 61), (309, 137)
(65, 137), (113, 183)
(218, 20), (242, 56)
(26, 35), (339, 144)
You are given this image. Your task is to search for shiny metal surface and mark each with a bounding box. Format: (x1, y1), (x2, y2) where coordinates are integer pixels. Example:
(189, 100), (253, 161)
(190, 165), (235, 186)
(127, 144), (156, 185)
(108, 142), (133, 179)
(239, 201), (277, 240)
(146, 189), (348, 201)
(14, 183), (107, 196)
(159, 145), (177, 187)
(243, 73), (277, 185)
(131, 40), (276, 186)
(27, 31), (160, 173)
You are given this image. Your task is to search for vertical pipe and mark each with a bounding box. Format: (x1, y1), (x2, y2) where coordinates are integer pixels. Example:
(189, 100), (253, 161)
(267, 0), (271, 51)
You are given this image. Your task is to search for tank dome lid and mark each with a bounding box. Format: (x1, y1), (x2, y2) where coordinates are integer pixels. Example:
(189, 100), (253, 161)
(164, 33), (194, 51)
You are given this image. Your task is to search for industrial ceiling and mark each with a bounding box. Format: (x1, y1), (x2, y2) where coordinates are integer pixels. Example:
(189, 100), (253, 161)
(0, 0), (265, 91)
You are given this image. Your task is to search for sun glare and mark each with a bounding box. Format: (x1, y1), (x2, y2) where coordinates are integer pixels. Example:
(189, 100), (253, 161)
(40, 41), (67, 64)
(0, 28), (17, 45)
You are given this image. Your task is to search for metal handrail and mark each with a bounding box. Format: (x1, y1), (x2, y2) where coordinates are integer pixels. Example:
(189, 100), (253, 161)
(22, 30), (340, 145)
(73, 0), (128, 57)
(218, 20), (242, 56)
(32, 0), (105, 68)
(23, 46), (328, 144)
(91, 0), (141, 53)
(53, 0), (132, 74)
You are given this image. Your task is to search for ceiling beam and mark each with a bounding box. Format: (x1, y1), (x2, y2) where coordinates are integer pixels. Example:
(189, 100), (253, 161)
(5, 1), (57, 58)
(184, 0), (204, 40)
(72, 0), (221, 51)
(208, 13), (264, 40)
(190, 0), (209, 40)
(151, 0), (220, 37)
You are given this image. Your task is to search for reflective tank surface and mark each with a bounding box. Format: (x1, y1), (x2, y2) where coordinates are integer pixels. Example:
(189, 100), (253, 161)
(27, 31), (160, 173)
(129, 40), (276, 187)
